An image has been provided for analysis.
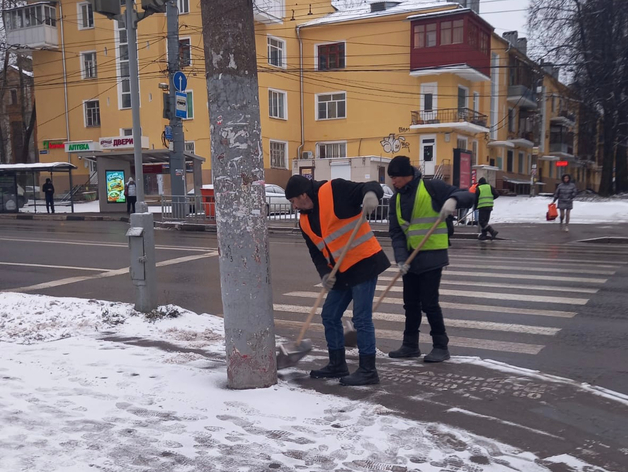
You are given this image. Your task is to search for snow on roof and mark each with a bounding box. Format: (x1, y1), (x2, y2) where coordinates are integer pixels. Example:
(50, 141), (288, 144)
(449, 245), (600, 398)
(9, 64), (33, 77)
(300, 1), (461, 28)
(0, 162), (77, 172)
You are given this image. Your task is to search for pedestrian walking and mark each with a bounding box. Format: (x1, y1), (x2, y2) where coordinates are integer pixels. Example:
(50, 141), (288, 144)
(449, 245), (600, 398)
(553, 174), (578, 232)
(285, 175), (390, 386)
(387, 155), (474, 362)
(125, 177), (137, 214)
(474, 177), (499, 240)
(43, 178), (55, 214)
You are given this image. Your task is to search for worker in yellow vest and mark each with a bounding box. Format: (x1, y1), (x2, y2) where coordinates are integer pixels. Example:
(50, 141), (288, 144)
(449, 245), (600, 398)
(475, 177), (500, 240)
(387, 156), (474, 363)
(286, 175), (391, 386)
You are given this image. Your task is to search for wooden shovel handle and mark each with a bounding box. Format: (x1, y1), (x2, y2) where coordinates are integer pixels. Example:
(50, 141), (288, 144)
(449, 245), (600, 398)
(373, 215), (445, 312)
(295, 211), (368, 345)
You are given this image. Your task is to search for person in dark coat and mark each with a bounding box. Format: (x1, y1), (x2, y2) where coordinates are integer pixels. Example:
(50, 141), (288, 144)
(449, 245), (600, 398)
(553, 174), (578, 232)
(474, 177), (500, 240)
(42, 178), (55, 214)
(285, 175), (390, 386)
(387, 156), (474, 363)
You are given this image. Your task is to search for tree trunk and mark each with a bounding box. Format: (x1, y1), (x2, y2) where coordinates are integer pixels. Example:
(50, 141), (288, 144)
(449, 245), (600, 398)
(615, 122), (628, 193)
(200, 0), (277, 389)
(598, 106), (617, 196)
(22, 103), (36, 163)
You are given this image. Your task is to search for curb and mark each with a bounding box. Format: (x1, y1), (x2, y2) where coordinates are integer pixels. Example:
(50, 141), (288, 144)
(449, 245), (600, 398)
(0, 213), (129, 223)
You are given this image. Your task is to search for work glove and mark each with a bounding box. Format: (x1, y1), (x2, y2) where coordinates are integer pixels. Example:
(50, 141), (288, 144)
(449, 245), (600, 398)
(397, 262), (410, 276)
(322, 273), (336, 291)
(439, 198), (458, 219)
(362, 191), (379, 214)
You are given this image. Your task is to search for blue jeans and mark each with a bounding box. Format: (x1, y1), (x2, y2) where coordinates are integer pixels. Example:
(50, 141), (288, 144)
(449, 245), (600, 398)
(320, 277), (377, 355)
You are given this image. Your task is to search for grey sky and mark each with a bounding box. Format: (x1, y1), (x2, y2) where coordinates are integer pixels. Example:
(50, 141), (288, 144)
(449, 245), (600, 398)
(479, 0), (530, 37)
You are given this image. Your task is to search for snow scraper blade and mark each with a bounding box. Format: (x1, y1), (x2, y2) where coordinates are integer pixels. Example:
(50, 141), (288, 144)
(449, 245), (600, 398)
(276, 338), (313, 370)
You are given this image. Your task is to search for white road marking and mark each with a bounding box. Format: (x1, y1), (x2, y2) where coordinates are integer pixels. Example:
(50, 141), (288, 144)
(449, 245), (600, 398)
(273, 304), (560, 335)
(274, 319), (544, 355)
(380, 272), (607, 284)
(374, 286), (588, 305)
(0, 236), (215, 252)
(449, 254), (625, 269)
(4, 253), (217, 293)
(448, 263), (615, 275)
(0, 262), (108, 272)
(284, 291), (577, 318)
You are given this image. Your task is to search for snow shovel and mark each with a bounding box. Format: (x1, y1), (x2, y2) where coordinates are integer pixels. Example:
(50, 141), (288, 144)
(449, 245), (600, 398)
(373, 215), (445, 312)
(276, 211), (367, 370)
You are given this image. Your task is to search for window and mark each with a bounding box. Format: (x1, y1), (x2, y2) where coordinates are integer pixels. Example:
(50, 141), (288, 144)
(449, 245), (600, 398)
(81, 51), (97, 79)
(268, 89), (287, 119)
(413, 25), (424, 48)
(473, 92), (479, 112)
(457, 86), (468, 111)
(426, 23), (437, 47)
(317, 92), (346, 120)
(440, 21), (452, 45)
(472, 140), (479, 166)
(121, 128), (142, 136)
(178, 0), (189, 14)
(185, 141), (195, 153)
(317, 42), (345, 70)
(424, 93), (433, 112)
(457, 137), (468, 151)
(78, 2), (93, 30)
(179, 38), (191, 67)
(518, 151), (524, 174)
(268, 36), (286, 68)
(508, 108), (516, 133)
(468, 22), (478, 49)
(480, 32), (489, 55)
(116, 17), (131, 109)
(452, 20), (464, 44)
(10, 89), (17, 105)
(270, 141), (288, 168)
(317, 142), (347, 159)
(185, 90), (194, 119)
(506, 150), (514, 172)
(84, 100), (101, 127)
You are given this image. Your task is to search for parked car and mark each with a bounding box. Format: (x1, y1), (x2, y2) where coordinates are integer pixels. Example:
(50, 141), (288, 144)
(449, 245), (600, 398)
(370, 183), (394, 220)
(265, 184), (291, 215)
(0, 184), (27, 212)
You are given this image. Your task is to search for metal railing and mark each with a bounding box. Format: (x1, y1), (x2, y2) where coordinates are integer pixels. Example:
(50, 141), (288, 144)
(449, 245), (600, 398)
(411, 108), (488, 127)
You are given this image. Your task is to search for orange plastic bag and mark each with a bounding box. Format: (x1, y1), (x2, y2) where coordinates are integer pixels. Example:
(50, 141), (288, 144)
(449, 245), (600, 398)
(546, 203), (558, 221)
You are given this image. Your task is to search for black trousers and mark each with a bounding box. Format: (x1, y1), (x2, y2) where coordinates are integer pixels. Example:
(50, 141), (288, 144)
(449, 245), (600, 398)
(45, 195), (54, 213)
(401, 268), (448, 347)
(127, 196), (137, 214)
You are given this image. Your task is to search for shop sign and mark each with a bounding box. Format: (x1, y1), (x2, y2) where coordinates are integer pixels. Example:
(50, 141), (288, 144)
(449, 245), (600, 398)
(99, 136), (149, 150)
(556, 160), (569, 167)
(43, 140), (65, 150)
(65, 141), (98, 153)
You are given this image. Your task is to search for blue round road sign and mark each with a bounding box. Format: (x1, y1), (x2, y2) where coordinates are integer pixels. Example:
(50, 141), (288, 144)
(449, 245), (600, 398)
(173, 71), (187, 92)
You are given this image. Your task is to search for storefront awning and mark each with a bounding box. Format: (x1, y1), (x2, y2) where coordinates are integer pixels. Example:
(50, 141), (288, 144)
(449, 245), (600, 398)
(487, 141), (515, 149)
(503, 177), (532, 185)
(0, 162), (77, 172)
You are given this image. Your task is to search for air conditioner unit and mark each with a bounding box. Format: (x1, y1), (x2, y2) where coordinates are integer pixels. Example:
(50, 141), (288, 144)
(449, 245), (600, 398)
(301, 151), (313, 159)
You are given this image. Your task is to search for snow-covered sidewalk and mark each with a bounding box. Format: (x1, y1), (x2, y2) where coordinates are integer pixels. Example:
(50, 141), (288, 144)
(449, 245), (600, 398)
(0, 293), (617, 471)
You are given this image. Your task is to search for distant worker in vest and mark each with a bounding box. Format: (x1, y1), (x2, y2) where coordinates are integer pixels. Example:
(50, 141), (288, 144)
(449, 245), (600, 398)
(285, 175), (390, 386)
(552, 174), (578, 232)
(43, 178), (55, 214)
(387, 155), (474, 363)
(125, 177), (137, 214)
(474, 177), (500, 241)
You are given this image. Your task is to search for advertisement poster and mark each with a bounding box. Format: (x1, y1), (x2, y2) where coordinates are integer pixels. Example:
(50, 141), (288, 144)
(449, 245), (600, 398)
(106, 170), (126, 203)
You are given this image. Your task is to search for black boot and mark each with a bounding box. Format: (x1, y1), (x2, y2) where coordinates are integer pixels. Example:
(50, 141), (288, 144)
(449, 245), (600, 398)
(424, 334), (451, 363)
(478, 231), (488, 241)
(310, 349), (350, 378)
(340, 355), (379, 386)
(388, 334), (421, 358)
(488, 226), (499, 239)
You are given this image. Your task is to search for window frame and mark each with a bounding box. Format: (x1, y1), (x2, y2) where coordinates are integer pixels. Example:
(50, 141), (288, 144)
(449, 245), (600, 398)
(178, 0), (190, 14)
(115, 17), (132, 110)
(457, 85), (469, 111)
(185, 141), (196, 154)
(315, 41), (346, 71)
(316, 141), (347, 159)
(179, 37), (192, 68)
(268, 88), (287, 120)
(269, 139), (289, 169)
(316, 91), (347, 121)
(80, 50), (97, 79)
(9, 89), (18, 105)
(267, 35), (287, 69)
(184, 90), (194, 120)
(77, 2), (94, 30)
(83, 99), (101, 127)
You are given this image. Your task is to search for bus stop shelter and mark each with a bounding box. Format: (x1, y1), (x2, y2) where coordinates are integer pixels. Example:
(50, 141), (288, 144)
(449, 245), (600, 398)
(0, 162), (77, 213)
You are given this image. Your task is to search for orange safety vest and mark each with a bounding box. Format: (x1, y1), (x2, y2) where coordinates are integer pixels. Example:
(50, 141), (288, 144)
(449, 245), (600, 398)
(300, 182), (382, 273)
(469, 183), (478, 193)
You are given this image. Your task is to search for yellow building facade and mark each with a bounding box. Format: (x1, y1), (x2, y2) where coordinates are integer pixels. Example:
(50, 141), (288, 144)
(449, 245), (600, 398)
(6, 0), (587, 195)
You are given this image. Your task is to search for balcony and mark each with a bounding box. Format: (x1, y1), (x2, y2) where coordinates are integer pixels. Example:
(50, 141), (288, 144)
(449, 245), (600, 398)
(508, 129), (535, 148)
(3, 3), (58, 50)
(410, 108), (489, 133)
(550, 111), (576, 128)
(253, 0), (284, 24)
(549, 142), (574, 159)
(507, 85), (537, 109)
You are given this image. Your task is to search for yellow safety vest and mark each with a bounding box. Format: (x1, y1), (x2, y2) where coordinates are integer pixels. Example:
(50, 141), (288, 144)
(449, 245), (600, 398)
(396, 180), (448, 251)
(477, 184), (494, 209)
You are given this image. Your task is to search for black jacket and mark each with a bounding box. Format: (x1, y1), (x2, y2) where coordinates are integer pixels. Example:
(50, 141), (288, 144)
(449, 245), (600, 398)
(43, 182), (54, 196)
(388, 169), (475, 275)
(299, 178), (390, 289)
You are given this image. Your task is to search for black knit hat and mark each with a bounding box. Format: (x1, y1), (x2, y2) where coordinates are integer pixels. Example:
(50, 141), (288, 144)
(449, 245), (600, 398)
(285, 175), (313, 200)
(387, 155), (414, 177)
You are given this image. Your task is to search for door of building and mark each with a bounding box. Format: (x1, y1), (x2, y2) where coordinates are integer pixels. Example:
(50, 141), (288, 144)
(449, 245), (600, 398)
(420, 136), (436, 175)
(330, 163), (351, 180)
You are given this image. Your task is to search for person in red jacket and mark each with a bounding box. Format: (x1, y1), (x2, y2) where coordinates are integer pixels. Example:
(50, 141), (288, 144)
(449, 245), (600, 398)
(286, 175), (390, 386)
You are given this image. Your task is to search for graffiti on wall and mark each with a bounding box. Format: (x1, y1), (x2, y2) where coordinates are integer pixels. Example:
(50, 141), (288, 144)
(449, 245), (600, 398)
(380, 133), (410, 154)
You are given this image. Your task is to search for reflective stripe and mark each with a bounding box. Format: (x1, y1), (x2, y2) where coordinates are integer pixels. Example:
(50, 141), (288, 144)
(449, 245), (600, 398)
(324, 217), (360, 246)
(409, 216), (439, 225)
(330, 231), (374, 259)
(477, 184), (494, 209)
(407, 227), (449, 237)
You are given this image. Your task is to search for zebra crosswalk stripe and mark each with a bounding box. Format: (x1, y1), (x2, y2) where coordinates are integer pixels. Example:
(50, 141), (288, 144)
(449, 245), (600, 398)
(381, 272), (607, 284)
(284, 291), (577, 318)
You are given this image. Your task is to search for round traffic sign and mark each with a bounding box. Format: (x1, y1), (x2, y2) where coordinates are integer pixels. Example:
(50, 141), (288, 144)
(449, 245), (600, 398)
(173, 71), (187, 92)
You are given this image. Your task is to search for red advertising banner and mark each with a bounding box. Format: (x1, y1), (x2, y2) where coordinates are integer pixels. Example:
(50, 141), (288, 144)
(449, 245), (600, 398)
(459, 151), (472, 189)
